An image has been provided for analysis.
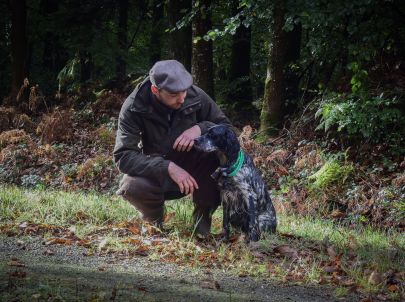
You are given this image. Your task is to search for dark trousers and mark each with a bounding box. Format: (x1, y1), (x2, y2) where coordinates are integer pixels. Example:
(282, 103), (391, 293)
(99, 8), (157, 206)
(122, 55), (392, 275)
(116, 149), (221, 230)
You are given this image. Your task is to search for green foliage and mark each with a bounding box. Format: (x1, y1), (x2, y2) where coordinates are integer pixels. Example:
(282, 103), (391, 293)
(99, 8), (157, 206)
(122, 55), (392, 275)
(20, 174), (44, 189)
(57, 57), (80, 93)
(315, 92), (403, 142)
(308, 159), (353, 190)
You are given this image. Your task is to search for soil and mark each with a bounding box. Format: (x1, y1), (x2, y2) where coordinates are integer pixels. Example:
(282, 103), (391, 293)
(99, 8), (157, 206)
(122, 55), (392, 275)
(0, 236), (360, 301)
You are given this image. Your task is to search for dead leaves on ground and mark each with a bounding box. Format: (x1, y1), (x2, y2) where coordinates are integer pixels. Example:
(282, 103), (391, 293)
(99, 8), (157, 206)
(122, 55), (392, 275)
(2, 219), (403, 300)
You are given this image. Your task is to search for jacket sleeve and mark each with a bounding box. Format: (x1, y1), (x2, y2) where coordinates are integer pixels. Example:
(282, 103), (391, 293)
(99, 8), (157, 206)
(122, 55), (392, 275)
(113, 101), (170, 185)
(195, 87), (232, 134)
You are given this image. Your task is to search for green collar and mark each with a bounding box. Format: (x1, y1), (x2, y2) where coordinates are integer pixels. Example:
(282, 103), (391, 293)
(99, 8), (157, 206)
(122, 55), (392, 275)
(227, 150), (245, 177)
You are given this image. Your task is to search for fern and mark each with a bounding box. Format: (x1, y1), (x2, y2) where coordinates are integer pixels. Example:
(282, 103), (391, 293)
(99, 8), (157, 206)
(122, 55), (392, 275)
(308, 159), (353, 190)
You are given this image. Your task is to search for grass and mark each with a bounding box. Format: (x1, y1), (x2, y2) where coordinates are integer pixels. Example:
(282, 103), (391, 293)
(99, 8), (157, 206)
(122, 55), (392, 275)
(0, 184), (404, 299)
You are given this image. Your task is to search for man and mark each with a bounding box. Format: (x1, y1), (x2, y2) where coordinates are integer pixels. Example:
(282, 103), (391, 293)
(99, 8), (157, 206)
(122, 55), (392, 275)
(114, 60), (231, 235)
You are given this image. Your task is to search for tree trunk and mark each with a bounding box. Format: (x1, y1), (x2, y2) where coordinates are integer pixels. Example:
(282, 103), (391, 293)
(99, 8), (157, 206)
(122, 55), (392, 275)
(149, 0), (164, 65)
(9, 0), (27, 98)
(191, 0), (214, 97)
(283, 22), (301, 115)
(41, 0), (59, 70)
(226, 0), (252, 109)
(167, 0), (192, 71)
(116, 0), (128, 79)
(260, 3), (301, 137)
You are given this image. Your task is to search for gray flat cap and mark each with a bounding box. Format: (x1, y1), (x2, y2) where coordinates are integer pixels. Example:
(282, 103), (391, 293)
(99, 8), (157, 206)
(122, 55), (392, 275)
(149, 60), (193, 92)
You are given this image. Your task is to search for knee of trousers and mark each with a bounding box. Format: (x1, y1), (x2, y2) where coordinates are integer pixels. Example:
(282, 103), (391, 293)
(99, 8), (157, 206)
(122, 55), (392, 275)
(117, 174), (164, 209)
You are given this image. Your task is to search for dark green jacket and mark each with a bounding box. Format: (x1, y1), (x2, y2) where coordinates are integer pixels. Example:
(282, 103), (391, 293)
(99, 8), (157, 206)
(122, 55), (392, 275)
(113, 77), (231, 186)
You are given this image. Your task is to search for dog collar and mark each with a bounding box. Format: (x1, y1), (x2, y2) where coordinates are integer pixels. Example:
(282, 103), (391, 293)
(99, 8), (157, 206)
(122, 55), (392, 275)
(227, 150), (244, 177)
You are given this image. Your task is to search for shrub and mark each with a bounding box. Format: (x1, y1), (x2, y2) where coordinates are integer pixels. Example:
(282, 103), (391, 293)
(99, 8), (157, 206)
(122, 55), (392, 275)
(315, 62), (404, 143)
(315, 92), (403, 142)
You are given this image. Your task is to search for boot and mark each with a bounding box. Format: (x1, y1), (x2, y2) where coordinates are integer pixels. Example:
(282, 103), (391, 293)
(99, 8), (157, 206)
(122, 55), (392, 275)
(193, 207), (213, 236)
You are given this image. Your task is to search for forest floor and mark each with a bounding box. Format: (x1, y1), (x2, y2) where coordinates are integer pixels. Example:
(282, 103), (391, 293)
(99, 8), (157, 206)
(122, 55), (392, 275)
(0, 187), (403, 301)
(0, 89), (404, 301)
(0, 235), (357, 302)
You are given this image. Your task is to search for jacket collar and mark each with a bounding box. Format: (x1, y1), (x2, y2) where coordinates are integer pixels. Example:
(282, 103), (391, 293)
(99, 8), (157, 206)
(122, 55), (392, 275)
(130, 76), (201, 115)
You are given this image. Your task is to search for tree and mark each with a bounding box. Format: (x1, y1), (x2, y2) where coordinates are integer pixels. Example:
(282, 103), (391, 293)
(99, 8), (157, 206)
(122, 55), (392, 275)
(9, 0), (27, 98)
(167, 0), (192, 71)
(149, 0), (164, 65)
(259, 2), (301, 137)
(226, 0), (252, 110)
(116, 0), (129, 79)
(191, 0), (214, 97)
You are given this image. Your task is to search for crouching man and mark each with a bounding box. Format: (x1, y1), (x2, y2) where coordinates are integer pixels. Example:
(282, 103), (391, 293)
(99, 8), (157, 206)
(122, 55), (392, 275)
(113, 60), (231, 235)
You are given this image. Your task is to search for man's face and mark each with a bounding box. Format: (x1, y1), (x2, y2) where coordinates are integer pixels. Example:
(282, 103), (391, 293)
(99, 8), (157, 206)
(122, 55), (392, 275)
(153, 87), (187, 110)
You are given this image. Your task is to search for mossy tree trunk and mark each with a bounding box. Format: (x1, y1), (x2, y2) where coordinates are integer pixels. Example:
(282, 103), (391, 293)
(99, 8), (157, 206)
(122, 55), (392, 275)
(259, 3), (301, 138)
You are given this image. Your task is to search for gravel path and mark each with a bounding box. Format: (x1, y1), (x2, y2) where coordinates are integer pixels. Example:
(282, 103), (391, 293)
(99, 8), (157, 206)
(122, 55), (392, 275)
(0, 236), (359, 301)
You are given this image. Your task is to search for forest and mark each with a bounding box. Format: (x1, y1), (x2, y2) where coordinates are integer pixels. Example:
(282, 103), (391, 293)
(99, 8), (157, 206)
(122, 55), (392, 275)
(0, 0), (404, 301)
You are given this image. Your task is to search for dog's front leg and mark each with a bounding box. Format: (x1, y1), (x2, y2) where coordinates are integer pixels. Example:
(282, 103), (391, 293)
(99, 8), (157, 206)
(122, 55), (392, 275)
(248, 196), (259, 242)
(223, 202), (230, 241)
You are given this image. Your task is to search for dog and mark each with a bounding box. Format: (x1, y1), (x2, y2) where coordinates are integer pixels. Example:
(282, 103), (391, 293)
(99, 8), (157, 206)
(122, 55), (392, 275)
(194, 125), (277, 242)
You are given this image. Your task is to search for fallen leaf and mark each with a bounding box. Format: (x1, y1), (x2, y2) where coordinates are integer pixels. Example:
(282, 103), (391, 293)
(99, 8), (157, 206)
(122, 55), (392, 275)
(368, 271), (383, 285)
(16, 240), (25, 246)
(122, 238), (142, 245)
(135, 245), (150, 256)
(75, 210), (89, 221)
(323, 266), (338, 273)
(228, 234), (240, 243)
(201, 280), (220, 290)
(10, 270), (27, 278)
(138, 287), (148, 292)
(326, 246), (337, 259)
(8, 260), (25, 267)
(163, 212), (176, 223)
(331, 209), (345, 218)
(46, 238), (72, 245)
(128, 225), (141, 235)
(251, 251), (266, 259)
(98, 238), (108, 251)
(77, 239), (92, 247)
(19, 222), (28, 229)
(44, 249), (55, 256)
(388, 284), (398, 292)
(273, 245), (299, 259)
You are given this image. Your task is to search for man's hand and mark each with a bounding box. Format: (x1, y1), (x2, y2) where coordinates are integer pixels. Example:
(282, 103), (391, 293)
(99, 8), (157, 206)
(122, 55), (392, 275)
(168, 162), (199, 195)
(173, 125), (201, 152)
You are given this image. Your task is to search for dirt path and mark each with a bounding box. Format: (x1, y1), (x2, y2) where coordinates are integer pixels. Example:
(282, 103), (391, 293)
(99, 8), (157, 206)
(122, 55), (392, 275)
(0, 236), (359, 301)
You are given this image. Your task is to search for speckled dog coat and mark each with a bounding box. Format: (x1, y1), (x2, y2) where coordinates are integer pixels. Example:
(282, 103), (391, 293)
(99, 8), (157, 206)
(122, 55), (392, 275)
(194, 125), (277, 241)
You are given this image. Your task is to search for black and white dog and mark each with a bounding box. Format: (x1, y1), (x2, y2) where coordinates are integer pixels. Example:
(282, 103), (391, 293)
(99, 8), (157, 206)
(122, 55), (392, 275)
(194, 125), (277, 242)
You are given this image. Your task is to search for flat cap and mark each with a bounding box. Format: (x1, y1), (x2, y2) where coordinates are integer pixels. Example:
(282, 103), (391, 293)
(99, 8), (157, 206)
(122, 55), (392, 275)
(149, 60), (193, 92)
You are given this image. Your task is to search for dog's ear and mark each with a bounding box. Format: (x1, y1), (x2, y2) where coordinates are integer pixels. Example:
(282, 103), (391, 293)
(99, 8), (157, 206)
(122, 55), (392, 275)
(223, 128), (240, 157)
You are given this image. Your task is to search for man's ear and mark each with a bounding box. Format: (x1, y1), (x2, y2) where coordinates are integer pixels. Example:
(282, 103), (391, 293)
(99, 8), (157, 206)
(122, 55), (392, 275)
(151, 85), (159, 96)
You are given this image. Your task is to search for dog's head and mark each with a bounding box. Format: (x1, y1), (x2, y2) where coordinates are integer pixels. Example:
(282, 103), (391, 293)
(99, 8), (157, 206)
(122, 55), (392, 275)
(194, 125), (240, 158)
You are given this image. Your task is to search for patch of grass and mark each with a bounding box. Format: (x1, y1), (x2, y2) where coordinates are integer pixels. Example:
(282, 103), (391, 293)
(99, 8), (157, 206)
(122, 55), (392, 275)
(0, 185), (136, 226)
